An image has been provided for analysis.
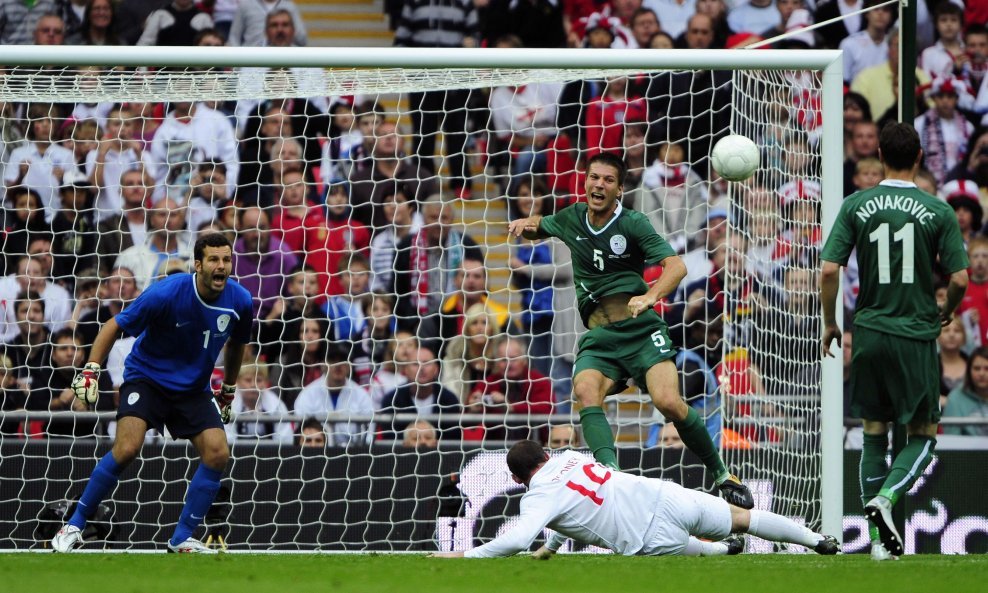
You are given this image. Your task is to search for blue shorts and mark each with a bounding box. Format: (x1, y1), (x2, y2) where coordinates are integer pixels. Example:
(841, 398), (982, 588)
(117, 380), (223, 440)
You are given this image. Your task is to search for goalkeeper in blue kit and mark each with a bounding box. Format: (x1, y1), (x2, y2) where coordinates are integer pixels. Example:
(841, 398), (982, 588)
(51, 233), (253, 553)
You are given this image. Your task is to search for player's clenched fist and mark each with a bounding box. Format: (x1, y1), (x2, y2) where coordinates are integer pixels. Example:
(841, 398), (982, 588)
(627, 295), (656, 318)
(71, 362), (101, 404)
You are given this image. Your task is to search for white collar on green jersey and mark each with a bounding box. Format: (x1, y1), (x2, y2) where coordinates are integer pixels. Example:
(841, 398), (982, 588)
(879, 179), (918, 188)
(584, 202), (624, 236)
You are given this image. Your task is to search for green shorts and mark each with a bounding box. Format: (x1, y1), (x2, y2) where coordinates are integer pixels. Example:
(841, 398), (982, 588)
(573, 309), (677, 389)
(850, 326), (941, 425)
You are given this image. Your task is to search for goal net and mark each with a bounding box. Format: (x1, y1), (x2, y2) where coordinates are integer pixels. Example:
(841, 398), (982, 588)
(0, 48), (842, 551)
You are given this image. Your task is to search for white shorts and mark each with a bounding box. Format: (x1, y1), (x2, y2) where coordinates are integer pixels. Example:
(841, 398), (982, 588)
(640, 481), (733, 555)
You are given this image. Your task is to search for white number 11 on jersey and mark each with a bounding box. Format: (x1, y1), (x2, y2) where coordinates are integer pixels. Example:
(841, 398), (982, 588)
(868, 222), (915, 284)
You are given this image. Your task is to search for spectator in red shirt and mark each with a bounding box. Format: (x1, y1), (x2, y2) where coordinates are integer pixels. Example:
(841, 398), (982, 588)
(584, 75), (647, 160)
(959, 235), (988, 347)
(305, 182), (371, 297)
(467, 335), (554, 441)
(270, 169), (326, 254)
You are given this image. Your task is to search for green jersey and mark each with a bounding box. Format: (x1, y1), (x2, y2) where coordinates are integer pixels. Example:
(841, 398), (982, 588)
(820, 180), (969, 340)
(540, 202), (676, 325)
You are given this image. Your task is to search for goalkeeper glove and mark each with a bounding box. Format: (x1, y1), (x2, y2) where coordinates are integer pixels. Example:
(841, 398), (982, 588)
(71, 362), (101, 405)
(215, 383), (236, 424)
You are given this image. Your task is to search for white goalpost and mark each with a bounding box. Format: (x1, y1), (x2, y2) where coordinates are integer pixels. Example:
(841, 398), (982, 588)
(0, 46), (843, 551)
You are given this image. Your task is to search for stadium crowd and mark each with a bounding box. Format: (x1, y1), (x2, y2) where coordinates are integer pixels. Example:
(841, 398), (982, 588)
(1, 0), (987, 449)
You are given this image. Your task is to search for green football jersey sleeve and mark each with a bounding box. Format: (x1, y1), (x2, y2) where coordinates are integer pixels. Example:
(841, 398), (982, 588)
(540, 202), (676, 325)
(820, 181), (970, 340)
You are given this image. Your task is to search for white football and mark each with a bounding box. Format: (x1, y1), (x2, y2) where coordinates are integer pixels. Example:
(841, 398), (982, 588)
(711, 134), (760, 182)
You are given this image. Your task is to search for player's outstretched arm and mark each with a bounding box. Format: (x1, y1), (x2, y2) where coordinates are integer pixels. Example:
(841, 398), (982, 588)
(428, 551), (465, 558)
(507, 215), (544, 241)
(819, 260), (842, 357)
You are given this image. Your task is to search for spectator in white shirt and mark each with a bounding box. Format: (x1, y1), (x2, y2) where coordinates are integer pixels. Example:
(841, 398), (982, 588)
(963, 26), (988, 113)
(114, 197), (192, 289)
(225, 361), (294, 443)
(488, 80), (563, 182)
(726, 0), (779, 37)
(86, 104), (149, 223)
(642, 0), (695, 39)
(920, 1), (965, 82)
(3, 103), (75, 222)
(293, 345), (376, 447)
(838, 0), (893, 84)
(370, 191), (421, 293)
(915, 77), (975, 185)
(229, 0), (307, 47)
(149, 101), (239, 203)
(0, 255), (72, 344)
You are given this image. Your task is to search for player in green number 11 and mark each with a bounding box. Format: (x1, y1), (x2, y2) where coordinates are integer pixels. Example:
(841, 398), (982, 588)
(820, 122), (969, 560)
(508, 152), (754, 509)
(51, 233), (253, 554)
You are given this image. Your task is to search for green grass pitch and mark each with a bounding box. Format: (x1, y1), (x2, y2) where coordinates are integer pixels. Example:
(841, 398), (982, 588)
(2, 553), (985, 593)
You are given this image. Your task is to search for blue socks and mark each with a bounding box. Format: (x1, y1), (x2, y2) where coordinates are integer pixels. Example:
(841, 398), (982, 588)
(69, 453), (123, 530)
(170, 465), (222, 546)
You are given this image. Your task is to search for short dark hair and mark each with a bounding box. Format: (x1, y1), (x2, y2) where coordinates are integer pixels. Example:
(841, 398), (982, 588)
(506, 440), (547, 482)
(966, 24), (988, 41)
(631, 7), (659, 27)
(300, 417), (324, 434)
(586, 152), (628, 186)
(934, 0), (963, 20)
(325, 342), (349, 364)
(6, 186), (43, 207)
(879, 122), (922, 171)
(14, 291), (44, 316)
(340, 252), (370, 273)
(193, 27), (225, 45)
(844, 91), (873, 122)
(193, 232), (233, 262)
(51, 328), (80, 345)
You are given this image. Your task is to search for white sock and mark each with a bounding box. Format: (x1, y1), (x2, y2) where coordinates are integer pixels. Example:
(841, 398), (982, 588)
(747, 509), (821, 548)
(682, 537), (730, 556)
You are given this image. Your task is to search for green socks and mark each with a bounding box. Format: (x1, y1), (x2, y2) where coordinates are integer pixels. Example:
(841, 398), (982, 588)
(879, 435), (936, 506)
(674, 407), (729, 482)
(860, 432), (889, 542)
(579, 406), (619, 469)
(860, 432), (889, 505)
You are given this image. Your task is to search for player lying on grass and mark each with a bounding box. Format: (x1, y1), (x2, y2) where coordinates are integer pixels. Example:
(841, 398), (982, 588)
(431, 440), (840, 558)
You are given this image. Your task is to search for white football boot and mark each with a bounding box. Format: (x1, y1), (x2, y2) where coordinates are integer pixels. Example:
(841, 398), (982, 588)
(167, 537), (218, 554)
(51, 525), (84, 552)
(870, 541), (896, 561)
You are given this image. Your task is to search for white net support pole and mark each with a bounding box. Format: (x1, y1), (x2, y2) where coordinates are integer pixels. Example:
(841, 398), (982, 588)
(819, 56), (845, 543)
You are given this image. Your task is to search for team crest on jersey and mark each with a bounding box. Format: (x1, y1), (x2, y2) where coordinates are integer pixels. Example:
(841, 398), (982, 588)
(610, 235), (627, 255)
(216, 314), (231, 332)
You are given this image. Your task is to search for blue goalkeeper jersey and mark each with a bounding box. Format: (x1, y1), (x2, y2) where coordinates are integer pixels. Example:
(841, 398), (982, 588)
(115, 273), (253, 394)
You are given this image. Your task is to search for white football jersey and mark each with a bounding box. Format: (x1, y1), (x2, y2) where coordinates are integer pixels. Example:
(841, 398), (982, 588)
(464, 451), (670, 558)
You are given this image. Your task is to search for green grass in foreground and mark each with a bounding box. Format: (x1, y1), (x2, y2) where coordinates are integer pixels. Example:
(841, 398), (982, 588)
(1, 553), (984, 593)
